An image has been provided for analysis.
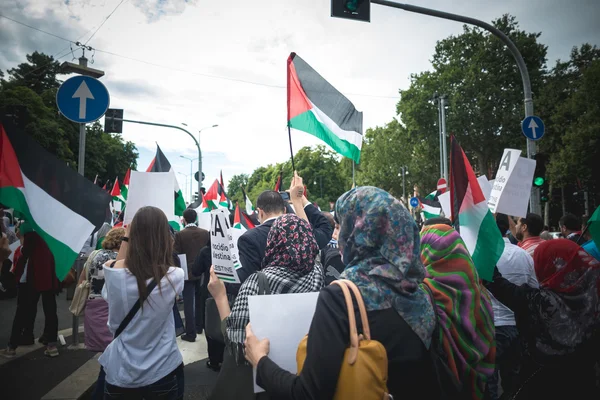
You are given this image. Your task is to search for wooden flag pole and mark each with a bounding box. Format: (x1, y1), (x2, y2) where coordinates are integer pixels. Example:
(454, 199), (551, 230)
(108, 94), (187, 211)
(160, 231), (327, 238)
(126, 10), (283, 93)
(287, 125), (296, 171)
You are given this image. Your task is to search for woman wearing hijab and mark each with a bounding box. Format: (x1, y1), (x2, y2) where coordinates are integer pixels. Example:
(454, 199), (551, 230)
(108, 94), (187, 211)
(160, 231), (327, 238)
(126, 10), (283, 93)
(420, 224), (496, 399)
(243, 187), (438, 399)
(208, 213), (324, 399)
(485, 239), (600, 399)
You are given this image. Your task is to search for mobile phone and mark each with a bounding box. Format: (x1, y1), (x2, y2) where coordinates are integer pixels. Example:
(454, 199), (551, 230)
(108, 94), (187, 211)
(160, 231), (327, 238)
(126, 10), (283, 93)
(279, 191), (290, 201)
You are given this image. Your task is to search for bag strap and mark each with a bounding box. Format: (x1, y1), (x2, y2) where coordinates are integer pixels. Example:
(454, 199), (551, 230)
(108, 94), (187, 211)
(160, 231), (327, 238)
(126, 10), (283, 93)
(256, 271), (271, 295)
(114, 279), (157, 339)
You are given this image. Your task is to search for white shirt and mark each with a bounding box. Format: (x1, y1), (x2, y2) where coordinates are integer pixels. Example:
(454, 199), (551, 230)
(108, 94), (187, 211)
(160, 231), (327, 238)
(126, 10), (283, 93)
(99, 266), (185, 388)
(489, 238), (539, 326)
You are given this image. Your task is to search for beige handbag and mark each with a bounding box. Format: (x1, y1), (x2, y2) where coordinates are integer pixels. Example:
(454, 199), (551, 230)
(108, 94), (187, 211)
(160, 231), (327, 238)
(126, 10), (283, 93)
(69, 250), (97, 316)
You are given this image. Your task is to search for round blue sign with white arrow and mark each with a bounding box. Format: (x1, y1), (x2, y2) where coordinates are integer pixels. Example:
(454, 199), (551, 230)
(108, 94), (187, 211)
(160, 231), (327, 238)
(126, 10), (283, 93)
(409, 197), (419, 208)
(56, 76), (110, 123)
(521, 116), (545, 141)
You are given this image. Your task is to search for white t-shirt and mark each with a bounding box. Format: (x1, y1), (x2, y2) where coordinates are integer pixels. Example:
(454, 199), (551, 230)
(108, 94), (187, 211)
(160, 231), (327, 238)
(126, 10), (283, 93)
(99, 266), (185, 388)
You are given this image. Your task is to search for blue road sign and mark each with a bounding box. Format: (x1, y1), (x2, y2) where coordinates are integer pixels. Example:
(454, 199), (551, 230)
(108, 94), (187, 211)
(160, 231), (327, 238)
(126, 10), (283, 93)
(56, 76), (110, 123)
(409, 197), (419, 208)
(521, 116), (545, 141)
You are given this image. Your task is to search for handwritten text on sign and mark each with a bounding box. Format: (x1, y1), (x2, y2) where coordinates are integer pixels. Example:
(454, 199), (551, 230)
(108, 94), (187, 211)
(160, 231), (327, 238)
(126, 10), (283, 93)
(210, 209), (241, 283)
(488, 149), (536, 218)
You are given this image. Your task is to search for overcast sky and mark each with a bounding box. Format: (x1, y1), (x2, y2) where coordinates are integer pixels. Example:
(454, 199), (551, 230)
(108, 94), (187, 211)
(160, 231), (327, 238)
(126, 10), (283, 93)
(1, 0), (599, 202)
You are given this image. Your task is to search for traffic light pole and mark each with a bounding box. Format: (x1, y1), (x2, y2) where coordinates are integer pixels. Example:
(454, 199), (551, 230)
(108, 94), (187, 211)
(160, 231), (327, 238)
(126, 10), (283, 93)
(109, 118), (202, 196)
(370, 0), (540, 214)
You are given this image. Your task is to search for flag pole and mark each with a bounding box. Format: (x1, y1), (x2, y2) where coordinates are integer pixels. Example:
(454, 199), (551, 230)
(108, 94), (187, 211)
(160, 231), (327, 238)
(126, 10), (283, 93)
(352, 161), (356, 188)
(287, 125), (296, 171)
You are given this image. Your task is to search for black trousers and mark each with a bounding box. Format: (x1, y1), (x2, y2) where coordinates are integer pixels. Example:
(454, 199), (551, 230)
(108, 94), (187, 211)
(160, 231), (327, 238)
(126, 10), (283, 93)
(8, 282), (58, 349)
(206, 335), (225, 365)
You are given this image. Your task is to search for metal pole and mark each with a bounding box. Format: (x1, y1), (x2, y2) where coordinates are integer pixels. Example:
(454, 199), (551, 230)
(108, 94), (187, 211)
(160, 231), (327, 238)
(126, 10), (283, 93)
(111, 117), (202, 197)
(189, 160), (193, 203)
(440, 96), (448, 180)
(352, 162), (356, 187)
(371, 1), (539, 213)
(198, 135), (202, 198)
(437, 97), (443, 178)
(402, 166), (406, 203)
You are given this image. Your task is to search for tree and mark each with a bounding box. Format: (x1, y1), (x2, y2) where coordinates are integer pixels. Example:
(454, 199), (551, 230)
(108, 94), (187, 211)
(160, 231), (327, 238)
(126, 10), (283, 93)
(227, 173), (250, 206)
(84, 122), (138, 182)
(398, 15), (547, 177)
(2, 51), (61, 94)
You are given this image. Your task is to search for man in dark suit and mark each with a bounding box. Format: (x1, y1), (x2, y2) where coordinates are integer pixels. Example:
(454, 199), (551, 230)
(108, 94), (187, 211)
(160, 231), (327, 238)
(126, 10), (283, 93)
(236, 178), (333, 284)
(174, 209), (209, 342)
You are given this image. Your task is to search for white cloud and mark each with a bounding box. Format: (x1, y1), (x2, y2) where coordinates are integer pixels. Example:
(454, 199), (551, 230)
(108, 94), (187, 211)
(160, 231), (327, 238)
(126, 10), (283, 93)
(2, 0), (599, 200)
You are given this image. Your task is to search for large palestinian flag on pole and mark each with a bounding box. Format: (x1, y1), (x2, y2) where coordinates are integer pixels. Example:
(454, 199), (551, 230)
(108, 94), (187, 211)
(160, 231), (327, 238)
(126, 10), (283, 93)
(146, 145), (186, 216)
(0, 122), (112, 280)
(287, 52), (363, 163)
(450, 136), (504, 281)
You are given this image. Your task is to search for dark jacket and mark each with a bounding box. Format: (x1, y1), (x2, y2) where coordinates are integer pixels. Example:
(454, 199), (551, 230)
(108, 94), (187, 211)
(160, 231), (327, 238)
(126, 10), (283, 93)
(321, 244), (345, 285)
(14, 232), (59, 293)
(174, 225), (210, 280)
(236, 203), (332, 284)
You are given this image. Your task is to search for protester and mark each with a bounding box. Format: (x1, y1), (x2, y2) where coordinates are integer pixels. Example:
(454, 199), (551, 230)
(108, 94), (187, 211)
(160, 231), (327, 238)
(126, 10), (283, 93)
(514, 213), (545, 256)
(539, 231), (554, 241)
(82, 228), (125, 352)
(320, 211), (345, 284)
(420, 224), (496, 399)
(485, 239), (600, 399)
(237, 172), (332, 284)
(422, 216), (453, 227)
(0, 220), (16, 300)
(244, 187), (438, 399)
(581, 216), (600, 261)
(208, 213), (325, 399)
(0, 204), (18, 245)
(174, 209), (210, 342)
(486, 214), (539, 399)
(99, 206), (185, 398)
(559, 213), (582, 243)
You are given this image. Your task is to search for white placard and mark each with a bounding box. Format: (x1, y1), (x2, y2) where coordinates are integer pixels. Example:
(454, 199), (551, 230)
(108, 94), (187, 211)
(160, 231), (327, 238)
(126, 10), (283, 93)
(210, 209), (240, 283)
(249, 292), (320, 393)
(178, 254), (188, 281)
(477, 176), (493, 201)
(488, 149), (536, 218)
(113, 201), (122, 213)
(124, 172), (174, 225)
(438, 191), (451, 220)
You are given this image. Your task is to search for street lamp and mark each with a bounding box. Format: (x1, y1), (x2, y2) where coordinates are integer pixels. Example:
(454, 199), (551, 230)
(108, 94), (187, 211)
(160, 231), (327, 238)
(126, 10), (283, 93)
(180, 155), (198, 202)
(177, 171), (190, 204)
(181, 123), (219, 189)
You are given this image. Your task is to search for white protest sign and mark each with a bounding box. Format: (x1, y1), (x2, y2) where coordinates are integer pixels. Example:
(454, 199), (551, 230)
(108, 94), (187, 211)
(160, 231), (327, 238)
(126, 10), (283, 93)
(438, 191), (451, 220)
(178, 254), (188, 281)
(124, 172), (173, 225)
(249, 292), (320, 393)
(488, 149), (536, 218)
(478, 176), (493, 202)
(113, 201), (122, 213)
(210, 209), (240, 283)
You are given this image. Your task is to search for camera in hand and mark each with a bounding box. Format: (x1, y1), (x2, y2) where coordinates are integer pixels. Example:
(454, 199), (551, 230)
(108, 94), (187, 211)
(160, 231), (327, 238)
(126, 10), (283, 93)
(279, 191), (290, 201)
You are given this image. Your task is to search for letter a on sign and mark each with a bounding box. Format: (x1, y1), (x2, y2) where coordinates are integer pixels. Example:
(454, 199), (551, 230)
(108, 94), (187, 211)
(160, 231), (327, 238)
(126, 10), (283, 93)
(213, 214), (225, 237)
(499, 151), (512, 172)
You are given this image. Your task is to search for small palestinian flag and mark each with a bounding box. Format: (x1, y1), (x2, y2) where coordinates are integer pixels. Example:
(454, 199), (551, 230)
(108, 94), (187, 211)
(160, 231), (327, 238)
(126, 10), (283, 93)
(121, 168), (131, 201)
(205, 179), (228, 209)
(274, 170), (283, 192)
(188, 190), (213, 231)
(218, 170), (233, 210)
(0, 122), (112, 280)
(419, 190), (442, 219)
(233, 203), (256, 232)
(146, 145), (186, 216)
(287, 52), (363, 163)
(110, 177), (126, 204)
(450, 136), (504, 281)
(241, 186), (254, 215)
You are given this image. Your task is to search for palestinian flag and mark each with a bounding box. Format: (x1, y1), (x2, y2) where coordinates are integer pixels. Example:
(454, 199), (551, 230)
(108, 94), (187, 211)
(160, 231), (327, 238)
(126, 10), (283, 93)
(121, 168), (131, 201)
(233, 203), (256, 232)
(588, 206), (600, 250)
(110, 177), (126, 203)
(274, 170), (283, 192)
(218, 170), (233, 210)
(188, 190), (213, 231)
(0, 122), (112, 280)
(146, 145), (186, 216)
(419, 190), (442, 219)
(102, 182), (108, 191)
(241, 186), (254, 215)
(205, 179), (228, 209)
(450, 136), (504, 281)
(287, 52), (363, 163)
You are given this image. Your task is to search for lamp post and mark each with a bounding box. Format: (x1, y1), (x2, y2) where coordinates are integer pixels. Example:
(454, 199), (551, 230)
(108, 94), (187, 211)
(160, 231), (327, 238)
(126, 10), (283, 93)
(181, 123), (219, 191)
(398, 166), (408, 204)
(180, 156), (197, 202)
(177, 172), (190, 204)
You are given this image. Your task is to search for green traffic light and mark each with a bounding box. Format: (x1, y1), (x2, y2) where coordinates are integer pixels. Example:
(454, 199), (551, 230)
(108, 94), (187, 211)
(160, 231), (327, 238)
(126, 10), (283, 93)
(345, 0), (359, 12)
(533, 176), (545, 187)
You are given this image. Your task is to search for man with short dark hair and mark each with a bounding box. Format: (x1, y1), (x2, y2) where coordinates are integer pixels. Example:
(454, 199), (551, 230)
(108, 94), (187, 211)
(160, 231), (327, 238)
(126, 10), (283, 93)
(174, 208), (210, 342)
(515, 213), (545, 257)
(237, 183), (332, 284)
(559, 213), (582, 243)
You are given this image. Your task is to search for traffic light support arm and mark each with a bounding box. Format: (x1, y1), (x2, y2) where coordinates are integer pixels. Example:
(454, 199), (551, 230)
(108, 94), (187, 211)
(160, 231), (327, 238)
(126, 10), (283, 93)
(110, 118), (202, 196)
(370, 0), (540, 214)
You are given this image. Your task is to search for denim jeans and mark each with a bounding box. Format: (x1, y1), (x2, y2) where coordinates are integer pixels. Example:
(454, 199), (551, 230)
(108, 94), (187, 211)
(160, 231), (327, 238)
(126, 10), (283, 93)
(486, 325), (521, 400)
(103, 363), (184, 399)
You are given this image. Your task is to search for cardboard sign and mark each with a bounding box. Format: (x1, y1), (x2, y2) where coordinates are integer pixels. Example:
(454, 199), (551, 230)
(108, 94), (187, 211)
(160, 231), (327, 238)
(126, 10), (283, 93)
(249, 292), (320, 393)
(488, 149), (536, 218)
(210, 209), (241, 283)
(124, 172), (174, 225)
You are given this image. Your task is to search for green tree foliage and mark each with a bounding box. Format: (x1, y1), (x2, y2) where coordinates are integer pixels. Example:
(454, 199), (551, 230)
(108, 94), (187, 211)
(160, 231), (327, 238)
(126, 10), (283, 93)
(227, 173), (250, 206)
(398, 15), (547, 177)
(0, 52), (138, 184)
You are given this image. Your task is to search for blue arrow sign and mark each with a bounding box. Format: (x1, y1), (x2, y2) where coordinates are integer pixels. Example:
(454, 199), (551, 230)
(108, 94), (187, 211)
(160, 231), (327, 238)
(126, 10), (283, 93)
(521, 116), (545, 141)
(409, 197), (419, 208)
(56, 76), (110, 123)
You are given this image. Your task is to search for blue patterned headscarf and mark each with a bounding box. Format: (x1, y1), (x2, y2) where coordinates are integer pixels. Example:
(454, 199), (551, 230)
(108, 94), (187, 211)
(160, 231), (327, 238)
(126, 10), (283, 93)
(336, 186), (435, 346)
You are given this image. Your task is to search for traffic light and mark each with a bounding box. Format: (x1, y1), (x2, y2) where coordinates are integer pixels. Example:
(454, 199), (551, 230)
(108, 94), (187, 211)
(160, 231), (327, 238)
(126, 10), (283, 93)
(331, 0), (370, 22)
(533, 153), (549, 202)
(104, 108), (124, 133)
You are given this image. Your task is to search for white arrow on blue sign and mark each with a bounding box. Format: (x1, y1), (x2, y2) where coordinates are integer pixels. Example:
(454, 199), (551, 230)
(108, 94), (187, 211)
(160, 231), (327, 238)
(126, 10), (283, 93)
(56, 76), (110, 123)
(409, 197), (420, 208)
(521, 116), (545, 141)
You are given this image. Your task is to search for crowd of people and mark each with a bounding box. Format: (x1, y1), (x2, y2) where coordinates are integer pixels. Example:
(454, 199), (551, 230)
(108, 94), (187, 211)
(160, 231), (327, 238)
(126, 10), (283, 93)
(0, 174), (599, 399)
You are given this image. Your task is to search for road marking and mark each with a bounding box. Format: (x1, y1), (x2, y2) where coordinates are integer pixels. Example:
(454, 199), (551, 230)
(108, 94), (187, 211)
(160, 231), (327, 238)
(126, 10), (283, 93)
(41, 353), (101, 400)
